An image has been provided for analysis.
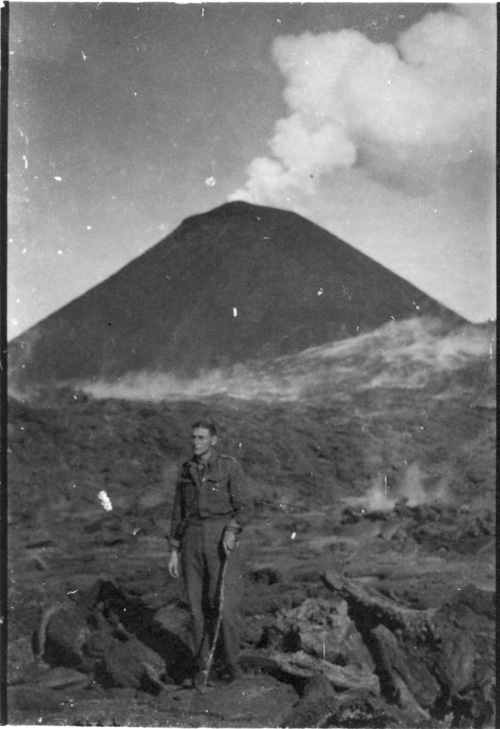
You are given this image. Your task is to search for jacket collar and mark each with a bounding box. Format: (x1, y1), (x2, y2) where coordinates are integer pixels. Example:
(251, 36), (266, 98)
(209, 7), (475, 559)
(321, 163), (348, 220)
(188, 448), (219, 472)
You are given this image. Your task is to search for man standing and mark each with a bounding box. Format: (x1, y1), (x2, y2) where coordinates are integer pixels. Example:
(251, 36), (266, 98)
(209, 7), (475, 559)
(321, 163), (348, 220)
(168, 420), (252, 690)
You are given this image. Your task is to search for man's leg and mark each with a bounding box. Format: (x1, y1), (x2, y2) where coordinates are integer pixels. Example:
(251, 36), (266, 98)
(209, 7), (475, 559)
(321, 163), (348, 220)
(219, 545), (244, 675)
(181, 523), (210, 672)
(204, 520), (244, 678)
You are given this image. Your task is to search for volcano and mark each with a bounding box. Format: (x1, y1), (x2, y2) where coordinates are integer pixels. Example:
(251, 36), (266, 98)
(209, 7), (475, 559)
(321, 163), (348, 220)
(9, 201), (463, 385)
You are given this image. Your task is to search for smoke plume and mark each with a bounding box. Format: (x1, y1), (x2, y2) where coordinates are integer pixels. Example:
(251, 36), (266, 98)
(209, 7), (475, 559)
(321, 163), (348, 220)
(75, 318), (493, 403)
(346, 463), (452, 514)
(230, 5), (495, 202)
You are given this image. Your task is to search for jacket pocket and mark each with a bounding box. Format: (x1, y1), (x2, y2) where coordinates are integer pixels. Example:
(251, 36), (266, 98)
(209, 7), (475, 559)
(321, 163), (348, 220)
(205, 477), (232, 511)
(205, 476), (221, 492)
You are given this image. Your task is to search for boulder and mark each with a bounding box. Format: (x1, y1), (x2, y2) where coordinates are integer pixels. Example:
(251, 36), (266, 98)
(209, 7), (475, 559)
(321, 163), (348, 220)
(323, 570), (496, 727)
(37, 666), (92, 690)
(370, 624), (439, 709)
(430, 586), (496, 724)
(281, 674), (338, 728)
(96, 635), (167, 694)
(38, 603), (92, 671)
(266, 597), (373, 668)
(65, 574), (105, 611)
(331, 690), (432, 729)
(251, 649), (380, 695)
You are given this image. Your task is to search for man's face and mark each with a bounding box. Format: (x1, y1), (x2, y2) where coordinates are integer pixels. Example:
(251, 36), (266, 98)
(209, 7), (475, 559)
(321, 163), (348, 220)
(191, 427), (217, 459)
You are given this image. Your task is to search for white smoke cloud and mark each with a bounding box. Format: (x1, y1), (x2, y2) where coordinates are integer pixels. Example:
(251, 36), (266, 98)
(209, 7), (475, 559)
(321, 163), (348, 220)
(76, 318), (494, 403)
(230, 5), (495, 202)
(343, 463), (453, 514)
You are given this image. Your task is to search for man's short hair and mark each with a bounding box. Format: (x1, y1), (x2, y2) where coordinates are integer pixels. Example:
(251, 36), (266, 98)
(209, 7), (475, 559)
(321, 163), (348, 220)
(192, 419), (218, 436)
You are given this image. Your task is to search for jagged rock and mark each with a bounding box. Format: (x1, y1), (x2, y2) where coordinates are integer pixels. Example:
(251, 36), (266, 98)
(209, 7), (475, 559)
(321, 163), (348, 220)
(37, 603), (93, 671)
(250, 566), (283, 585)
(284, 681), (433, 729)
(96, 635), (167, 693)
(331, 690), (433, 729)
(249, 649), (379, 695)
(37, 666), (92, 690)
(281, 696), (337, 728)
(371, 624), (439, 709)
(301, 673), (338, 703)
(380, 519), (404, 541)
(322, 570), (436, 636)
(323, 571), (496, 727)
(434, 627), (476, 694)
(263, 597), (375, 670)
(430, 586), (496, 725)
(152, 603), (190, 642)
(281, 675), (338, 728)
(66, 574), (105, 611)
(341, 621), (376, 671)
(275, 598), (351, 659)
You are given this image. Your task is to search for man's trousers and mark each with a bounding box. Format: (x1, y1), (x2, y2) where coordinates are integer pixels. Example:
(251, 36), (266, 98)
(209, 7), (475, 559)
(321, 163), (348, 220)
(180, 517), (243, 673)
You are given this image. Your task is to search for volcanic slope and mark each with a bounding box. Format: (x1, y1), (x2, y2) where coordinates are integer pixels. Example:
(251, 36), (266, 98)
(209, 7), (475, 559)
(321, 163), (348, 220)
(7, 319), (495, 727)
(9, 201), (463, 386)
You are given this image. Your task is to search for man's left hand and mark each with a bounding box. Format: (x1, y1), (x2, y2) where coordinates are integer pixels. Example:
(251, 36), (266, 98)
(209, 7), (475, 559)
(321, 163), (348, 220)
(222, 529), (237, 556)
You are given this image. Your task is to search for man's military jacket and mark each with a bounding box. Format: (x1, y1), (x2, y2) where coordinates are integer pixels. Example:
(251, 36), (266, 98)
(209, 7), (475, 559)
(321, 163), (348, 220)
(168, 449), (252, 550)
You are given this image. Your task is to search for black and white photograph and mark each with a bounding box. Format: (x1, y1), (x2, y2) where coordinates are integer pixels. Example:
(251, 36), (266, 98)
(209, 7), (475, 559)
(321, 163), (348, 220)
(5, 2), (496, 727)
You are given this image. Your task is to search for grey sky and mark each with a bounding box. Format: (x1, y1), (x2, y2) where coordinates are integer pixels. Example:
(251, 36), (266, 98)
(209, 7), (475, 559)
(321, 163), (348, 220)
(8, 3), (496, 338)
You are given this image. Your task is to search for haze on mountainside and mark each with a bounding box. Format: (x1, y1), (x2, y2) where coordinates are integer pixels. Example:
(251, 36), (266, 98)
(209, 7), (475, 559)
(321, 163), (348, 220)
(8, 202), (464, 390)
(80, 316), (494, 406)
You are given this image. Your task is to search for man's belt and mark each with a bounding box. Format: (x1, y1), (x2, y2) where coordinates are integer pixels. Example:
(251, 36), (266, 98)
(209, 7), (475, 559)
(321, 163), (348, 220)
(187, 512), (232, 522)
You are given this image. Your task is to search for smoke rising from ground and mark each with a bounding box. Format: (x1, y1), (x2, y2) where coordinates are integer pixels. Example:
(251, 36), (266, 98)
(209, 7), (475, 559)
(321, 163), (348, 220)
(74, 319), (493, 404)
(343, 463), (452, 514)
(230, 5), (495, 203)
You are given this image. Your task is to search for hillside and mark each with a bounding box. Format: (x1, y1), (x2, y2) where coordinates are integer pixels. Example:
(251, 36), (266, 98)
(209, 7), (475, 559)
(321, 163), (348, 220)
(9, 318), (495, 513)
(8, 202), (463, 387)
(7, 318), (495, 727)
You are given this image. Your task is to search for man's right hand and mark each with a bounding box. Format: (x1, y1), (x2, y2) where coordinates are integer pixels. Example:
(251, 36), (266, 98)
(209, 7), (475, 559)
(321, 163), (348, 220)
(168, 549), (180, 578)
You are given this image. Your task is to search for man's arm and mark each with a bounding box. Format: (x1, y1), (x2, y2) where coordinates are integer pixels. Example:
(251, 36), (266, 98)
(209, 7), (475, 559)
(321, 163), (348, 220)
(167, 479), (182, 577)
(167, 469), (186, 576)
(167, 469), (184, 551)
(168, 549), (180, 578)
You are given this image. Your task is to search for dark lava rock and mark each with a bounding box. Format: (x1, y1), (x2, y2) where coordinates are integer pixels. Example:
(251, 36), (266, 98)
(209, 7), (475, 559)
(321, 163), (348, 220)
(333, 690), (432, 729)
(95, 635), (167, 693)
(37, 666), (92, 691)
(371, 624), (440, 709)
(281, 674), (338, 728)
(249, 566), (283, 585)
(38, 604), (92, 671)
(323, 570), (496, 727)
(66, 574), (105, 611)
(430, 586), (496, 725)
(262, 597), (374, 670)
(450, 582), (495, 620)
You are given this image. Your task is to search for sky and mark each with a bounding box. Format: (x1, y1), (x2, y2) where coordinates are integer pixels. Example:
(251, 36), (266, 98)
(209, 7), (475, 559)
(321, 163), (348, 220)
(8, 2), (496, 340)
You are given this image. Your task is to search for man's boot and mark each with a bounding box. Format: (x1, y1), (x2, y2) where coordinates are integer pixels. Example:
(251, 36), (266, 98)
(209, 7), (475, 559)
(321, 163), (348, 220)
(192, 667), (216, 693)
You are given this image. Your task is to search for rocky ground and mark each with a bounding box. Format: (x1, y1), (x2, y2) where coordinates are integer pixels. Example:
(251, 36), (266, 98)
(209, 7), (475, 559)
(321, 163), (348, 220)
(7, 321), (496, 727)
